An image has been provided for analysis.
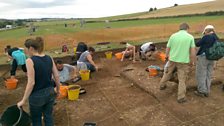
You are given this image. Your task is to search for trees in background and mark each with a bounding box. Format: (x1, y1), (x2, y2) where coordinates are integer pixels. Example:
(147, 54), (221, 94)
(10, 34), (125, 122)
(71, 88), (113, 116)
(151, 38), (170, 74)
(149, 7), (157, 12)
(174, 3), (178, 7)
(0, 19), (27, 28)
(149, 8), (154, 12)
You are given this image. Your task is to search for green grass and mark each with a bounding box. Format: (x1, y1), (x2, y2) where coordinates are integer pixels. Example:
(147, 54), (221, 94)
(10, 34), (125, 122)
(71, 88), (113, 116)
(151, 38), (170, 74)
(82, 15), (224, 30)
(33, 19), (77, 26)
(0, 27), (29, 40)
(0, 15), (223, 41)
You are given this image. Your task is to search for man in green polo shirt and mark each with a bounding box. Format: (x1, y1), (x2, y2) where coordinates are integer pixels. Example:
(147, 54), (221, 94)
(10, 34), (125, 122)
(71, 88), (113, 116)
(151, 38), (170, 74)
(160, 23), (196, 103)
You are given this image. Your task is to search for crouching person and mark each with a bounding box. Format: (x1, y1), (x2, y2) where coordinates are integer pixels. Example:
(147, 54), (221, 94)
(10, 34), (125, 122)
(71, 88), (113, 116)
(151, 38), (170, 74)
(121, 43), (136, 63)
(77, 47), (98, 72)
(139, 42), (156, 60)
(8, 47), (27, 79)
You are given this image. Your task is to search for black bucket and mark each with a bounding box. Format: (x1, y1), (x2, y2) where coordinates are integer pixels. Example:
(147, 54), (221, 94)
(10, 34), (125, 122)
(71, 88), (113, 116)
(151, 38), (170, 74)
(0, 105), (31, 126)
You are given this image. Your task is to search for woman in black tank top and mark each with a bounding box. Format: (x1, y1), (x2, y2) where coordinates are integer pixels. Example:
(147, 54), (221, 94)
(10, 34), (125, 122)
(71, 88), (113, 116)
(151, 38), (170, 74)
(17, 37), (60, 126)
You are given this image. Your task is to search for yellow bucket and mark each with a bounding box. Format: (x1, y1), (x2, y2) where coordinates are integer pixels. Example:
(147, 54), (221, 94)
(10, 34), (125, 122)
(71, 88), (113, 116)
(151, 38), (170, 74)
(79, 70), (90, 81)
(105, 51), (112, 59)
(73, 47), (77, 55)
(68, 85), (81, 100)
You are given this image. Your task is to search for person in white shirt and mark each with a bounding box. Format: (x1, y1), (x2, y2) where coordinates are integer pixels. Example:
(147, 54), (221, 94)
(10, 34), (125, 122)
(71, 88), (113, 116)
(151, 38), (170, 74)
(56, 60), (77, 84)
(139, 42), (156, 60)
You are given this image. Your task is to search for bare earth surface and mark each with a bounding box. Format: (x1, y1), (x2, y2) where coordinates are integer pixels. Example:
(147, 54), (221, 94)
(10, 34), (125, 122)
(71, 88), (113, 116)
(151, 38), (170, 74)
(0, 49), (224, 126)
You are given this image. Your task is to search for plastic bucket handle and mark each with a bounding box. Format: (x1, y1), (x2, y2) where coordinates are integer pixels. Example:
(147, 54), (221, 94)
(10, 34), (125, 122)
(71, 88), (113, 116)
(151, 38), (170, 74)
(13, 107), (23, 126)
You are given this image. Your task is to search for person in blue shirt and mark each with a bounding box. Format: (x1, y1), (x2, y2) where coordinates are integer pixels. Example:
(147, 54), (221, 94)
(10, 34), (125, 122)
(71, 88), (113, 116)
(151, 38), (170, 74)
(195, 25), (219, 97)
(8, 47), (27, 79)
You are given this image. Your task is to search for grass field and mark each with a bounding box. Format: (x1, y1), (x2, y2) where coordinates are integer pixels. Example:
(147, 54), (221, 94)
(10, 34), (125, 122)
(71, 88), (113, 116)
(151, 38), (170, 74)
(0, 15), (223, 40)
(0, 15), (224, 61)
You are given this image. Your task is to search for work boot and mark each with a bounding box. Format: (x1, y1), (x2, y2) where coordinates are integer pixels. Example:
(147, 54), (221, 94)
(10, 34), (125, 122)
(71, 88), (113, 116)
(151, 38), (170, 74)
(177, 98), (187, 103)
(194, 90), (208, 97)
(160, 85), (167, 90)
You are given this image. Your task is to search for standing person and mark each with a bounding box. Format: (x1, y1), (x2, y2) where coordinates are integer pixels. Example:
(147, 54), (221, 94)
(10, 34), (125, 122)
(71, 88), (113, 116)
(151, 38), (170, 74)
(139, 42), (156, 60)
(159, 23), (196, 103)
(77, 47), (98, 72)
(194, 25), (219, 97)
(121, 43), (136, 63)
(8, 47), (27, 79)
(17, 37), (60, 126)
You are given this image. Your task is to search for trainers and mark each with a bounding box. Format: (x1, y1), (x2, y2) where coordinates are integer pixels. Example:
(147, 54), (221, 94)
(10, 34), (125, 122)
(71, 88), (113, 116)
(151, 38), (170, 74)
(79, 88), (86, 95)
(177, 98), (187, 103)
(72, 76), (81, 83)
(194, 90), (208, 97)
(204, 93), (209, 97)
(160, 85), (167, 90)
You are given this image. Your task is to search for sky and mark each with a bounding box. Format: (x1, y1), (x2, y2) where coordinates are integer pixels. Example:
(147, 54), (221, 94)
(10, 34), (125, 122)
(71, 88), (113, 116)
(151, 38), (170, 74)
(0, 0), (213, 19)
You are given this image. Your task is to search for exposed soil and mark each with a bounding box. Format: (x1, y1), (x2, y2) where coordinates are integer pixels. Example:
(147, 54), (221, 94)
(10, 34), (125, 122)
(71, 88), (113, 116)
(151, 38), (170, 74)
(1, 45), (224, 126)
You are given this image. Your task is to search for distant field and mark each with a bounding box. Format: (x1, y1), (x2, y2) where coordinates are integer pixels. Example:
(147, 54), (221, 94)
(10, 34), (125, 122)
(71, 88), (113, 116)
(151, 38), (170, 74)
(95, 0), (224, 20)
(0, 15), (224, 58)
(0, 15), (223, 39)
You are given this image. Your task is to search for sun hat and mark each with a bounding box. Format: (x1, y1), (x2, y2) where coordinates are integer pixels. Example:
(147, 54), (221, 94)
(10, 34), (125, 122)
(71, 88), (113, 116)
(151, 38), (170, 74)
(202, 25), (214, 34)
(126, 43), (132, 47)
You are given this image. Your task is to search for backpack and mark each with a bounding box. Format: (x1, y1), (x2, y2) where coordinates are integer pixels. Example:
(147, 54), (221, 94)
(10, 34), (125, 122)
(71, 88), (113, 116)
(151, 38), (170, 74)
(205, 41), (224, 60)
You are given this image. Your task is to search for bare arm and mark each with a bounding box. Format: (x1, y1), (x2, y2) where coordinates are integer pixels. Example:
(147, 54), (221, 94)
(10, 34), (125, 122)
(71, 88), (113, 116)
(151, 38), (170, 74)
(17, 58), (35, 107)
(165, 47), (170, 60)
(87, 54), (98, 69)
(190, 47), (196, 64)
(51, 58), (60, 94)
(66, 64), (77, 78)
(73, 66), (78, 78)
(132, 46), (136, 62)
(121, 48), (128, 61)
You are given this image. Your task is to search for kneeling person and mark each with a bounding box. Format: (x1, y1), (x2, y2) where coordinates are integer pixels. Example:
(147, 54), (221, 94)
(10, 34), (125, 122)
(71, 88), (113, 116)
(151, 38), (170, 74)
(77, 47), (98, 72)
(139, 42), (156, 60)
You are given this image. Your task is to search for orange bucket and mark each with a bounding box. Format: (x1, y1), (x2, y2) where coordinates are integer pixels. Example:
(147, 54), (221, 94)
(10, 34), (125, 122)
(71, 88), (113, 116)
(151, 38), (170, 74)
(148, 68), (158, 77)
(57, 85), (68, 99)
(5, 79), (18, 90)
(157, 52), (166, 62)
(115, 52), (123, 60)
